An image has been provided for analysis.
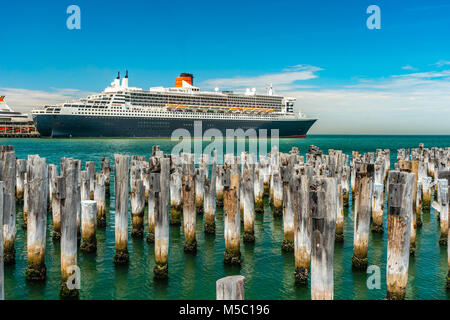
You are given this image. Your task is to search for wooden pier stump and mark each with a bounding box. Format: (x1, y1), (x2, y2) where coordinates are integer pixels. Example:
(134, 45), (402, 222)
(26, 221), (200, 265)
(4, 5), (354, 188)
(94, 173), (106, 228)
(243, 160), (255, 242)
(25, 156), (49, 281)
(371, 183), (384, 233)
(421, 176), (432, 210)
(182, 154), (197, 253)
(216, 165), (225, 207)
(435, 185), (448, 246)
(101, 157), (111, 196)
(281, 155), (295, 251)
(311, 177), (337, 300)
(216, 275), (245, 300)
(294, 172), (312, 285)
(386, 170), (415, 300)
(223, 158), (241, 265)
(16, 159), (27, 203)
(254, 162), (264, 214)
(80, 200), (97, 253)
(1, 146), (16, 264)
(204, 151), (217, 234)
(85, 161), (96, 200)
(271, 170), (283, 217)
(113, 154), (130, 265)
(60, 159), (80, 299)
(80, 170), (90, 201)
(352, 163), (374, 270)
(130, 177), (145, 239)
(154, 158), (170, 279)
(169, 166), (182, 225)
(195, 167), (205, 215)
(399, 160), (419, 255)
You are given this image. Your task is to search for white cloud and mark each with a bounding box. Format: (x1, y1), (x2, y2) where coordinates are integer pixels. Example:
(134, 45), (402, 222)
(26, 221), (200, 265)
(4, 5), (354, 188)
(435, 60), (450, 67)
(401, 65), (418, 71)
(0, 87), (94, 114)
(201, 65), (322, 91)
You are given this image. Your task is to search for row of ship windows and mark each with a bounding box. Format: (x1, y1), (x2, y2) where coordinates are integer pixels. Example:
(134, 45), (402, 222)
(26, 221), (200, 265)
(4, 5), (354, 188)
(74, 112), (278, 119)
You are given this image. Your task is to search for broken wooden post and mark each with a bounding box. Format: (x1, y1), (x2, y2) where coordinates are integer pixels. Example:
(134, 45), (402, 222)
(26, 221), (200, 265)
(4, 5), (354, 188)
(352, 163), (374, 270)
(386, 170), (415, 300)
(204, 151), (217, 234)
(195, 167), (205, 215)
(147, 155), (161, 243)
(435, 185), (448, 246)
(0, 182), (3, 300)
(281, 155), (295, 251)
(243, 159), (255, 242)
(94, 173), (106, 228)
(223, 157), (241, 264)
(311, 177), (337, 300)
(101, 157), (111, 196)
(216, 165), (225, 207)
(25, 156), (48, 281)
(16, 159), (27, 203)
(182, 153), (197, 253)
(216, 275), (245, 300)
(398, 160), (419, 255)
(130, 176), (145, 239)
(85, 161), (95, 200)
(421, 176), (432, 210)
(371, 161), (385, 233)
(254, 162), (264, 214)
(80, 200), (97, 253)
(271, 169), (283, 217)
(294, 172), (312, 284)
(342, 166), (350, 207)
(169, 166), (182, 225)
(80, 171), (90, 201)
(113, 154), (130, 264)
(1, 146), (16, 264)
(154, 157), (170, 279)
(60, 159), (79, 299)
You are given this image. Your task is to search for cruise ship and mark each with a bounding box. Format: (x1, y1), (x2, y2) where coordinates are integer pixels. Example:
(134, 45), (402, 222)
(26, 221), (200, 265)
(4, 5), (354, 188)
(31, 72), (317, 138)
(0, 96), (39, 137)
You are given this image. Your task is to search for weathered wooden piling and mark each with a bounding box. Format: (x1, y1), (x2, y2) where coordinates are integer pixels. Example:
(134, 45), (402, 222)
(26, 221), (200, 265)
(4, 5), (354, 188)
(16, 159), (27, 203)
(169, 166), (182, 225)
(94, 173), (106, 227)
(85, 161), (96, 200)
(147, 154), (161, 243)
(281, 155), (295, 251)
(352, 163), (374, 270)
(216, 165), (225, 207)
(130, 176), (145, 239)
(371, 161), (385, 233)
(195, 167), (206, 215)
(182, 153), (197, 253)
(216, 275), (245, 300)
(223, 157), (241, 264)
(421, 176), (432, 210)
(386, 170), (415, 300)
(204, 151), (217, 234)
(398, 160), (419, 255)
(101, 157), (111, 196)
(113, 154), (130, 264)
(341, 166), (350, 207)
(254, 162), (264, 213)
(0, 182), (3, 300)
(60, 159), (79, 299)
(25, 156), (48, 281)
(448, 228), (450, 289)
(154, 157), (170, 279)
(80, 200), (97, 253)
(1, 146), (16, 264)
(80, 170), (90, 201)
(243, 159), (255, 242)
(271, 169), (283, 217)
(311, 177), (337, 300)
(294, 172), (312, 284)
(436, 184), (448, 246)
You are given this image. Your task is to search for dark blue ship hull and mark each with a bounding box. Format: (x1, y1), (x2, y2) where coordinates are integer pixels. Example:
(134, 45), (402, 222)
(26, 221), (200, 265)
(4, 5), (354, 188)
(32, 114), (317, 138)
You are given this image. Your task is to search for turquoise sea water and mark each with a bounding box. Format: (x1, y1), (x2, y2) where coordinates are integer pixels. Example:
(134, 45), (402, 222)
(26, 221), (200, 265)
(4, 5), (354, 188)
(1, 135), (449, 300)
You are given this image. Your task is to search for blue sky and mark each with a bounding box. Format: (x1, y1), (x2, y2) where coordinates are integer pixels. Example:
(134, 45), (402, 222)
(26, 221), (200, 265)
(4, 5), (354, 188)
(1, 0), (450, 134)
